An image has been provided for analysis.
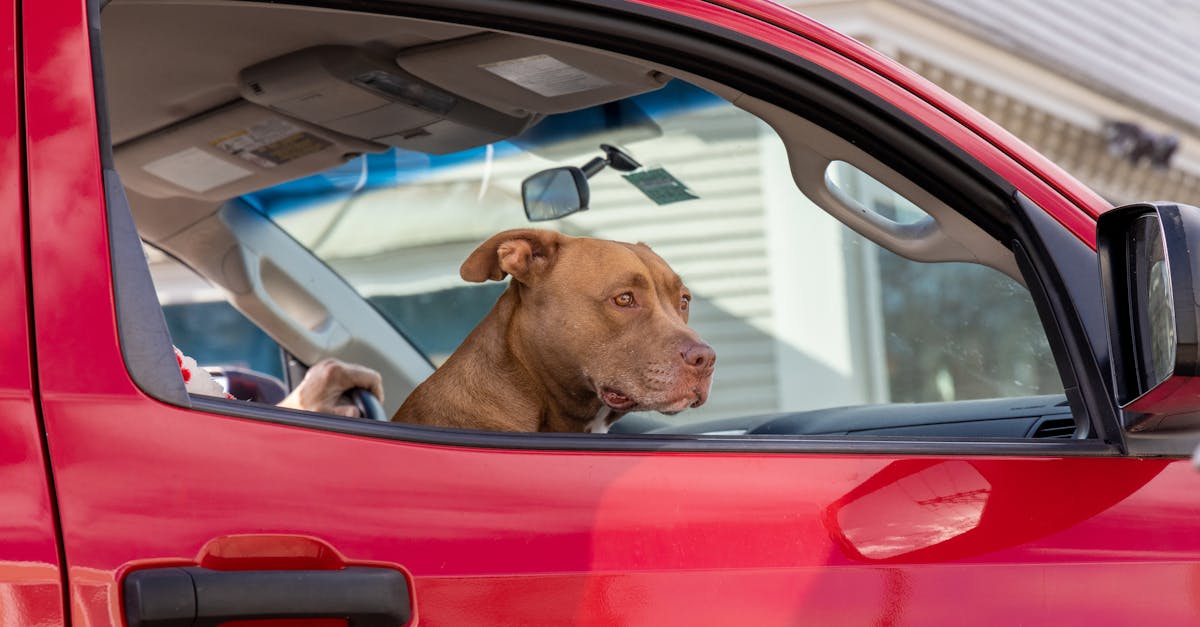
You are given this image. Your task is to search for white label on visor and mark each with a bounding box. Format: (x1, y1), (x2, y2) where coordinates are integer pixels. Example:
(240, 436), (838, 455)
(142, 147), (252, 193)
(482, 54), (610, 97)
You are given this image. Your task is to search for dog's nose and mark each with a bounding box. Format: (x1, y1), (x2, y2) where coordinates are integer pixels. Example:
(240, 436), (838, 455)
(681, 341), (716, 371)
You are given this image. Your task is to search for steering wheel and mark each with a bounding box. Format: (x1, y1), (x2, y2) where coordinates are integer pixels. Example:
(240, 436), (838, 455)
(346, 387), (388, 422)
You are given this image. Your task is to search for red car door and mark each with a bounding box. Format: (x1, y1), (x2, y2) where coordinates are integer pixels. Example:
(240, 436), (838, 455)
(0, 0), (65, 623)
(24, 1), (1200, 626)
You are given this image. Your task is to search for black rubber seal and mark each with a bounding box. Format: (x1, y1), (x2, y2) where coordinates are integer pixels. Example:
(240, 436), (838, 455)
(1013, 192), (1124, 449)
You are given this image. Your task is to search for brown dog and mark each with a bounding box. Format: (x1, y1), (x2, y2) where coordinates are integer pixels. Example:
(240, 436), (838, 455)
(391, 229), (715, 433)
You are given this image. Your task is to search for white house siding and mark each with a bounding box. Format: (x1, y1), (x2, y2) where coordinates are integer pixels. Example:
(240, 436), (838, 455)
(903, 0), (1200, 138)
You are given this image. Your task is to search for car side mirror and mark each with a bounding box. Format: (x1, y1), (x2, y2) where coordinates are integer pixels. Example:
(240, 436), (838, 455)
(1097, 202), (1200, 431)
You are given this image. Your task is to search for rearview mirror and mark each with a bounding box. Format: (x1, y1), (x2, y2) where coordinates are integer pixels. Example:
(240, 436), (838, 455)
(521, 144), (641, 221)
(521, 167), (589, 221)
(1098, 202), (1200, 431)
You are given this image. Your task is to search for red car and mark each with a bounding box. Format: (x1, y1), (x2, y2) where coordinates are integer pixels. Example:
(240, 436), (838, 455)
(7, 0), (1200, 625)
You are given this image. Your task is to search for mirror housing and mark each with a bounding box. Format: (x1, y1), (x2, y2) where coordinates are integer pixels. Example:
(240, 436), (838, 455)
(1098, 202), (1200, 431)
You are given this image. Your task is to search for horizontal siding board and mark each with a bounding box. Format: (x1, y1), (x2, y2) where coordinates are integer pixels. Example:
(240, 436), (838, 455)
(905, 0), (1200, 136)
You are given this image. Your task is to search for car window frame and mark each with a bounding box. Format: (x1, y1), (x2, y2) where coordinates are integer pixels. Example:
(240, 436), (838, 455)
(93, 0), (1124, 456)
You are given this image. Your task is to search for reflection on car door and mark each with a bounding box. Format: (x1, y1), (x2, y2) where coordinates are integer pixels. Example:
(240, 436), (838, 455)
(25, 1), (1200, 625)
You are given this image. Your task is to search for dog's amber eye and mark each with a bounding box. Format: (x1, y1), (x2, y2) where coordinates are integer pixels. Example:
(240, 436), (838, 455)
(680, 295), (691, 311)
(613, 293), (635, 307)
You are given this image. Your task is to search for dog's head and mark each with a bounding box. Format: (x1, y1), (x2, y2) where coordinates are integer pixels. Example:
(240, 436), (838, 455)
(462, 229), (715, 417)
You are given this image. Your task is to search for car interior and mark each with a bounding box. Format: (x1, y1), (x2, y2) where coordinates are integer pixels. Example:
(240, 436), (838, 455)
(100, 0), (1083, 441)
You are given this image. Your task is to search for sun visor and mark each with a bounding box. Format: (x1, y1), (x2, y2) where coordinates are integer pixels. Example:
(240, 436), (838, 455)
(116, 100), (383, 201)
(238, 46), (536, 155)
(396, 34), (669, 115)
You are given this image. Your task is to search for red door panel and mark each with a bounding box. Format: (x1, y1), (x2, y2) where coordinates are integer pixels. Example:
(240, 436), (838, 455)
(27, 400), (1200, 624)
(0, 0), (65, 623)
(23, 0), (1200, 625)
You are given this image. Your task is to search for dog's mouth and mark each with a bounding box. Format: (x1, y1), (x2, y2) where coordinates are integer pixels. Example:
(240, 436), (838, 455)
(659, 388), (707, 415)
(600, 387), (637, 410)
(599, 383), (709, 413)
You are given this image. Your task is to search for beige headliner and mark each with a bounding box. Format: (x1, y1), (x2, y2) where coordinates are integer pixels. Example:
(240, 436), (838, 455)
(106, 1), (668, 235)
(103, 1), (484, 144)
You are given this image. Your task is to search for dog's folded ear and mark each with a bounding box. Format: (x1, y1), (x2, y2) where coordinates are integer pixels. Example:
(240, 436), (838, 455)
(461, 229), (566, 284)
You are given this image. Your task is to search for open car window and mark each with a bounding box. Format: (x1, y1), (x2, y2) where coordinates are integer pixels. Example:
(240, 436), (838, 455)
(108, 1), (1071, 442)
